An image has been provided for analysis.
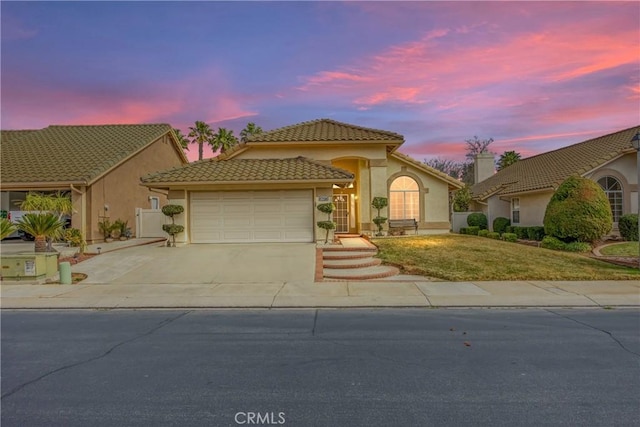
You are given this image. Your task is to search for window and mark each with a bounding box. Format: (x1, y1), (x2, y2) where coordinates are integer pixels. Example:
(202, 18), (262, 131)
(512, 198), (520, 224)
(390, 176), (419, 220)
(150, 196), (160, 210)
(597, 176), (623, 222)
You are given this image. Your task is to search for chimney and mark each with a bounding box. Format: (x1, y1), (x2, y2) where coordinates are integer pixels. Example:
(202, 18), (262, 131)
(474, 151), (495, 184)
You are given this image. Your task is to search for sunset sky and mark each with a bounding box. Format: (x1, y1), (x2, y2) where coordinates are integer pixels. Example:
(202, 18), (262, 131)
(2, 1), (638, 162)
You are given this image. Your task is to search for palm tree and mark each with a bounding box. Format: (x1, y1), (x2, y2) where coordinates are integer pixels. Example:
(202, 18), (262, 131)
(188, 121), (214, 161)
(21, 191), (74, 250)
(211, 127), (239, 154)
(16, 213), (64, 252)
(240, 122), (263, 142)
(497, 151), (521, 170)
(173, 128), (190, 151)
(1, 218), (16, 240)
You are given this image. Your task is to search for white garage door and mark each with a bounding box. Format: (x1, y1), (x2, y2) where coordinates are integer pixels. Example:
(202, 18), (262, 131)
(190, 190), (314, 243)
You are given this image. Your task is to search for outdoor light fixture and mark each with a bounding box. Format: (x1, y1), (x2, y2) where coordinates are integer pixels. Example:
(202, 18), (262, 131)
(630, 131), (640, 269)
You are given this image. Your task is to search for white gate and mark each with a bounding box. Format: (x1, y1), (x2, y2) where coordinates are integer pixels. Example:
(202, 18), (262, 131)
(135, 208), (168, 238)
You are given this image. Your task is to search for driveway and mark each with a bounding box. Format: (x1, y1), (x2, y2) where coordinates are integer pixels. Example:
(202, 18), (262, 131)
(71, 242), (316, 284)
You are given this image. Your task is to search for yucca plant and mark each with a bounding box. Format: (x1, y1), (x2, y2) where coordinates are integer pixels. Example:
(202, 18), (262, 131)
(16, 213), (65, 252)
(0, 218), (16, 240)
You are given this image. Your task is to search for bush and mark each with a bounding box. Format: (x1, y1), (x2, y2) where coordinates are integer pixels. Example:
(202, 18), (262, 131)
(510, 226), (528, 240)
(467, 212), (488, 229)
(63, 228), (85, 248)
(453, 186), (472, 212)
(618, 214), (639, 241)
(526, 226), (546, 241)
(543, 175), (612, 243)
(487, 232), (501, 239)
(505, 226), (514, 234)
(502, 233), (517, 242)
(540, 236), (592, 253)
(493, 217), (510, 235)
(459, 227), (468, 235)
(466, 226), (480, 235)
(478, 229), (490, 237)
(161, 204), (184, 217)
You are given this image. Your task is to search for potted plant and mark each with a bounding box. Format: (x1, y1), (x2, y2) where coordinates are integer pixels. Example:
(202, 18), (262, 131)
(372, 197), (388, 236)
(316, 202), (336, 244)
(98, 219), (114, 242)
(113, 219), (129, 240)
(161, 204), (184, 247)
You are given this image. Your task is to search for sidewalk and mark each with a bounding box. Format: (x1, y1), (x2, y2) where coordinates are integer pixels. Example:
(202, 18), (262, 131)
(1, 279), (638, 309)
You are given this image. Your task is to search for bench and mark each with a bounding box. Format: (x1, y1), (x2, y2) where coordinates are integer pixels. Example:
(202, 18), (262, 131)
(388, 219), (418, 235)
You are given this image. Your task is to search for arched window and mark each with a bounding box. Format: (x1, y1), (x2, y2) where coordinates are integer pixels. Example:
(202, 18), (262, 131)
(390, 176), (419, 220)
(597, 176), (623, 222)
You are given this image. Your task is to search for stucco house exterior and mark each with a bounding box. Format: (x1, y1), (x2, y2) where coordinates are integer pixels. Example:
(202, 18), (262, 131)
(141, 119), (463, 244)
(1, 124), (188, 243)
(470, 126), (639, 233)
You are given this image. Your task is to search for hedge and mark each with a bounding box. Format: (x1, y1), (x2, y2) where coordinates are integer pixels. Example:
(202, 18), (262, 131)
(493, 217), (510, 235)
(540, 236), (591, 253)
(478, 229), (490, 237)
(502, 233), (517, 242)
(618, 214), (639, 241)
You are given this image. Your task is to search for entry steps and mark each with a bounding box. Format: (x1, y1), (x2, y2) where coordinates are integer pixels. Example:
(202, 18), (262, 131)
(322, 239), (399, 280)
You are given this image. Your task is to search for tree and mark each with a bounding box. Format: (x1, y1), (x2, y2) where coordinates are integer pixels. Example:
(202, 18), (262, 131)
(452, 186), (472, 212)
(161, 204), (185, 247)
(424, 158), (464, 180)
(211, 127), (239, 154)
(371, 197), (388, 236)
(543, 175), (613, 243)
(316, 203), (336, 244)
(497, 151), (521, 171)
(21, 192), (73, 250)
(464, 136), (494, 161)
(173, 128), (190, 151)
(240, 122), (263, 142)
(188, 121), (214, 161)
(16, 213), (64, 252)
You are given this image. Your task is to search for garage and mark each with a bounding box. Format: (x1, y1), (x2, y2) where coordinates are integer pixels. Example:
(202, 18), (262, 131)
(190, 190), (314, 243)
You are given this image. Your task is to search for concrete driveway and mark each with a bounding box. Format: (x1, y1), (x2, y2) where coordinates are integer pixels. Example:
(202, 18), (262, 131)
(71, 242), (316, 284)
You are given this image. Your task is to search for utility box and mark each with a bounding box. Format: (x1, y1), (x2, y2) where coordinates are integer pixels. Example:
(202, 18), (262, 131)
(1, 253), (59, 281)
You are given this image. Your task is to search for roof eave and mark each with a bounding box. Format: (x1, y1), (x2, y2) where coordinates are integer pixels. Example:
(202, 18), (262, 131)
(1, 181), (88, 190)
(141, 178), (354, 188)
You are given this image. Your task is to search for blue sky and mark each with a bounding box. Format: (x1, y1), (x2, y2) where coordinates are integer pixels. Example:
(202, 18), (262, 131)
(2, 1), (639, 161)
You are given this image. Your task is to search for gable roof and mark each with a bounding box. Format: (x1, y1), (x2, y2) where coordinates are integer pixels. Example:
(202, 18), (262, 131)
(391, 152), (464, 189)
(141, 156), (354, 186)
(246, 118), (404, 144)
(1, 124), (187, 186)
(472, 126), (640, 200)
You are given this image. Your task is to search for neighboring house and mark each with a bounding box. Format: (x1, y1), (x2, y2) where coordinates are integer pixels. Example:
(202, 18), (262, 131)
(1, 124), (188, 243)
(141, 119), (463, 244)
(470, 126), (639, 233)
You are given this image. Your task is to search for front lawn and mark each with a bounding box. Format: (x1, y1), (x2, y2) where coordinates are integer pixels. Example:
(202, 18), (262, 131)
(600, 242), (639, 257)
(372, 235), (640, 281)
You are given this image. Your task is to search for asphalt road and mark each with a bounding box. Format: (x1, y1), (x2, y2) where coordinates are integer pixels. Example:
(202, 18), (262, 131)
(2, 309), (639, 427)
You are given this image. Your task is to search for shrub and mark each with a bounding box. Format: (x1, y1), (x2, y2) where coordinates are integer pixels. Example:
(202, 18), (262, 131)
(618, 214), (639, 241)
(317, 203), (336, 243)
(161, 204), (184, 217)
(502, 233), (517, 242)
(493, 217), (510, 235)
(487, 232), (501, 239)
(0, 218), (16, 240)
(63, 228), (85, 249)
(162, 204), (185, 247)
(543, 175), (613, 243)
(540, 236), (592, 253)
(505, 226), (514, 234)
(511, 226), (528, 240)
(467, 212), (488, 229)
(453, 186), (472, 212)
(459, 227), (468, 235)
(526, 226), (546, 241)
(478, 229), (490, 237)
(466, 226), (480, 235)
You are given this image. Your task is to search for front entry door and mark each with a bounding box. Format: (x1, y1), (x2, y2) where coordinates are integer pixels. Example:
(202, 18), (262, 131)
(333, 195), (349, 233)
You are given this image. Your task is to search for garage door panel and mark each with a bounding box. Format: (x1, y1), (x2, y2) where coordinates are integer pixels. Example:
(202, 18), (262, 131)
(191, 190), (313, 243)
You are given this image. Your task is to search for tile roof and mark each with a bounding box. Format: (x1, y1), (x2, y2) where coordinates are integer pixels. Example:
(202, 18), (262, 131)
(471, 126), (640, 199)
(1, 124), (176, 185)
(246, 118), (404, 143)
(391, 152), (464, 189)
(0, 130), (37, 143)
(141, 157), (355, 185)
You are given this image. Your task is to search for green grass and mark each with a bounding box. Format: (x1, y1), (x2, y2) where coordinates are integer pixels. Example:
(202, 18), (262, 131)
(372, 234), (640, 281)
(600, 242), (639, 257)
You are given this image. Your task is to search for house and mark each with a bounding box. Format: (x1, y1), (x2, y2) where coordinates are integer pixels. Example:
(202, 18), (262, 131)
(1, 124), (188, 243)
(141, 119), (463, 244)
(470, 125), (639, 232)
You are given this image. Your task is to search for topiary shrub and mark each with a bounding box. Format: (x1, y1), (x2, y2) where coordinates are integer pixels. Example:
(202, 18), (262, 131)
(466, 226), (480, 235)
(527, 226), (546, 241)
(371, 197), (388, 236)
(478, 229), (490, 237)
(502, 233), (517, 242)
(487, 232), (501, 239)
(316, 203), (336, 244)
(467, 212), (488, 229)
(162, 204), (185, 247)
(618, 214), (639, 241)
(493, 217), (510, 235)
(543, 175), (613, 243)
